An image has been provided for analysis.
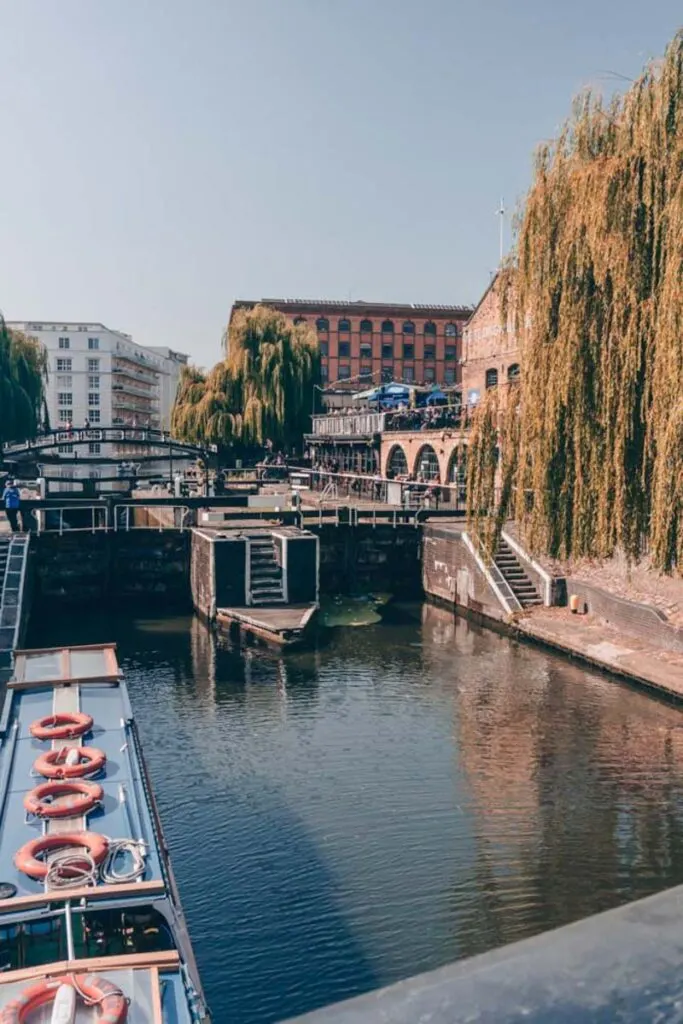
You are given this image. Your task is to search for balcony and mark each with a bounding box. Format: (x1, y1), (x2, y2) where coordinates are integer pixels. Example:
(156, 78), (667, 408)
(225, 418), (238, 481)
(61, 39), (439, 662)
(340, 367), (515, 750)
(309, 412), (386, 438)
(112, 382), (159, 400)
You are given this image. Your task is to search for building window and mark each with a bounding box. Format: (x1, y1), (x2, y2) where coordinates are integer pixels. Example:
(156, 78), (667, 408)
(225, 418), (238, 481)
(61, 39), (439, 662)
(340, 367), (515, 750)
(87, 358), (100, 372)
(88, 375), (100, 389)
(402, 320), (415, 335)
(445, 346), (456, 360)
(321, 366), (329, 381)
(404, 366), (415, 383)
(424, 367), (436, 382)
(381, 368), (393, 382)
(89, 409), (101, 423)
(338, 318), (351, 333)
(316, 317), (329, 332)
(360, 343), (372, 358)
(319, 342), (328, 357)
(388, 445), (408, 477)
(424, 322), (436, 336)
(338, 364), (351, 379)
(293, 316), (306, 325)
(359, 365), (372, 378)
(88, 337), (99, 350)
(444, 367), (455, 384)
(486, 368), (499, 389)
(56, 358), (72, 372)
(58, 444), (73, 454)
(381, 343), (393, 359)
(338, 341), (350, 357)
(58, 409), (73, 423)
(88, 393), (100, 406)
(381, 320), (394, 334)
(89, 443), (101, 455)
(508, 363), (520, 383)
(424, 346), (435, 360)
(58, 392), (73, 406)
(58, 337), (70, 349)
(360, 319), (373, 334)
(445, 323), (458, 337)
(403, 343), (414, 359)
(56, 375), (73, 388)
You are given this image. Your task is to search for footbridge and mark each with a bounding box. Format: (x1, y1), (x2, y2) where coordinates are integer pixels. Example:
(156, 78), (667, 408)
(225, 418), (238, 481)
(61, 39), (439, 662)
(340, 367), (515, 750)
(1, 427), (215, 464)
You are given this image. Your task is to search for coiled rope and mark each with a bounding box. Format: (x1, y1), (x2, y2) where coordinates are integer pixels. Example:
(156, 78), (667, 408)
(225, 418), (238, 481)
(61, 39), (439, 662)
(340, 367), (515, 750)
(100, 838), (147, 884)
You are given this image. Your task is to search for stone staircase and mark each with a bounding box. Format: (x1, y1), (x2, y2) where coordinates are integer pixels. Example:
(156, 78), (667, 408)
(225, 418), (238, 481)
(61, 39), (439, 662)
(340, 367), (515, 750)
(494, 538), (542, 608)
(249, 536), (285, 606)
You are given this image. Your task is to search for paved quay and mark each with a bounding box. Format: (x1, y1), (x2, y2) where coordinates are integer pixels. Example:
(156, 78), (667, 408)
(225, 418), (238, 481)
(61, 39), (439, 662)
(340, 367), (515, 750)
(518, 606), (683, 701)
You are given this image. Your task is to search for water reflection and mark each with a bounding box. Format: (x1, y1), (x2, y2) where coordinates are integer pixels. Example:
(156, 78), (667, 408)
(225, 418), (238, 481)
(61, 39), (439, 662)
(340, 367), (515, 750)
(28, 603), (683, 1023)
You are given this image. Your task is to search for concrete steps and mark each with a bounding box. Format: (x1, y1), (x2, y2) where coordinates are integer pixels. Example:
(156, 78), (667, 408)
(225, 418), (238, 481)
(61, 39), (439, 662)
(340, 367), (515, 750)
(249, 536), (285, 606)
(494, 539), (542, 608)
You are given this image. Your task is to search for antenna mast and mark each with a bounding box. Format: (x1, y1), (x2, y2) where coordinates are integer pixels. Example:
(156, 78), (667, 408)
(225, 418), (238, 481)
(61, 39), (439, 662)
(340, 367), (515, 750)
(497, 197), (505, 266)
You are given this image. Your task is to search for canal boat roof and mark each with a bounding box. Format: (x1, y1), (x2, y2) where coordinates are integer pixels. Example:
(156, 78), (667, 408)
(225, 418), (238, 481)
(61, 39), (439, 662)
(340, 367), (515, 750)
(0, 643), (209, 1022)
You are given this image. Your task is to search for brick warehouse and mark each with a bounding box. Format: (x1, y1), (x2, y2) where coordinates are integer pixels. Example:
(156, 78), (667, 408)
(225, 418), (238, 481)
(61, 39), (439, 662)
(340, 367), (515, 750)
(230, 298), (472, 388)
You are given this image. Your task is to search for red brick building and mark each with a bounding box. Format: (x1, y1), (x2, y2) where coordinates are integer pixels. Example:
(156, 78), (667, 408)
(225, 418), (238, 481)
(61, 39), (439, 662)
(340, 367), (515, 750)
(461, 275), (520, 404)
(231, 298), (472, 389)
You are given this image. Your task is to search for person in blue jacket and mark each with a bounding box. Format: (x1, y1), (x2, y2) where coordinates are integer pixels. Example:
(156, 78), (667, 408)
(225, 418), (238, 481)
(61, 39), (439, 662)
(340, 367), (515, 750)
(2, 479), (21, 532)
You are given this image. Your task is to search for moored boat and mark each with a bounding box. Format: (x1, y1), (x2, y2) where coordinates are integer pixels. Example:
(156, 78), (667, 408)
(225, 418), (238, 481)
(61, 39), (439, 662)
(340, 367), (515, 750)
(0, 643), (210, 1022)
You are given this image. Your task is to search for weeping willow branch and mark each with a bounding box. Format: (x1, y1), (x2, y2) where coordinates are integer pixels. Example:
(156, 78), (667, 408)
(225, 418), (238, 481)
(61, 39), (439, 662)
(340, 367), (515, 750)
(0, 316), (48, 446)
(469, 30), (683, 574)
(172, 305), (320, 450)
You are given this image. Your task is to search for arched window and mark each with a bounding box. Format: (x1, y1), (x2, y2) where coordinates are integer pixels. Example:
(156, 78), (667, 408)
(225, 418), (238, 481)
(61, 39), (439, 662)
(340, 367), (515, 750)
(316, 317), (329, 332)
(424, 322), (436, 336)
(402, 320), (415, 334)
(485, 368), (499, 389)
(360, 319), (373, 333)
(387, 445), (409, 478)
(381, 320), (395, 334)
(293, 316), (307, 325)
(338, 318), (351, 333)
(414, 444), (440, 482)
(445, 322), (458, 337)
(507, 363), (520, 383)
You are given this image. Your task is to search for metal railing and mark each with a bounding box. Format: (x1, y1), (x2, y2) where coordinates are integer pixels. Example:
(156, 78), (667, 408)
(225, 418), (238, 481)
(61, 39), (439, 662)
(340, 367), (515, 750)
(302, 468), (466, 512)
(34, 504), (193, 534)
(309, 406), (473, 437)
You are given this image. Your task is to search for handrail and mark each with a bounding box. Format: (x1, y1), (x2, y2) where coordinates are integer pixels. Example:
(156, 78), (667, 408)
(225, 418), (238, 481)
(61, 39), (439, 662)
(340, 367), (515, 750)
(461, 530), (522, 615)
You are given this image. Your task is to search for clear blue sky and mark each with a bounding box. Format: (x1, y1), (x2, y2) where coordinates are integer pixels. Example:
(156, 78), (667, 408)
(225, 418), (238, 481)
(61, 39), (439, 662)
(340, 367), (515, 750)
(0, 2), (679, 366)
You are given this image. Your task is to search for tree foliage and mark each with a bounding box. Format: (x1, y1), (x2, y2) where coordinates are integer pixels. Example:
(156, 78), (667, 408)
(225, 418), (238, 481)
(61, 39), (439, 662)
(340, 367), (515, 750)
(172, 305), (319, 451)
(0, 315), (48, 447)
(468, 31), (683, 573)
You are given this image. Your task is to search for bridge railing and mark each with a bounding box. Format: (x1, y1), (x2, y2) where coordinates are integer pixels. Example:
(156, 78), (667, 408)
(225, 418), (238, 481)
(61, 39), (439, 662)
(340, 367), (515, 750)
(1, 427), (215, 457)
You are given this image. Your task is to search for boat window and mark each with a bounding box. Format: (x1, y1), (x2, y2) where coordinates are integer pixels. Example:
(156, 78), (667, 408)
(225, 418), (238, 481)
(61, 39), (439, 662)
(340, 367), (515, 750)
(0, 906), (175, 971)
(80, 907), (176, 959)
(69, 649), (112, 679)
(22, 652), (62, 682)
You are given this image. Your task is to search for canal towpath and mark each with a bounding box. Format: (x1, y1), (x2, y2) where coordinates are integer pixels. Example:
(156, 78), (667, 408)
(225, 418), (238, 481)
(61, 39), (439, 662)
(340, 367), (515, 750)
(517, 606), (683, 702)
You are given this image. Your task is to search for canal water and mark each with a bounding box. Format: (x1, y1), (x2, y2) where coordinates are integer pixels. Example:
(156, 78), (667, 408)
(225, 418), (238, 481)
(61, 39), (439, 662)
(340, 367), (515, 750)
(29, 603), (683, 1022)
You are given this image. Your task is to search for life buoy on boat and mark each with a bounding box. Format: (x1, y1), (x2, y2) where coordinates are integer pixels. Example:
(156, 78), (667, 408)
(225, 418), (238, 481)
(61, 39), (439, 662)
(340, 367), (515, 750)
(33, 746), (106, 780)
(14, 831), (108, 880)
(29, 712), (93, 741)
(0, 973), (127, 1023)
(23, 779), (103, 819)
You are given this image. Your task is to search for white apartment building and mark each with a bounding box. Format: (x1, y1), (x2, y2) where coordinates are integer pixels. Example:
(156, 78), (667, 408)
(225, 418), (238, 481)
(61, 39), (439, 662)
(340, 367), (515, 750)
(7, 320), (188, 489)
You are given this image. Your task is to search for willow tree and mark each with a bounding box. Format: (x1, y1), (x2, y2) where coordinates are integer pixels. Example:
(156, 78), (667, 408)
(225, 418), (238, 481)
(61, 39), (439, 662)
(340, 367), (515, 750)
(0, 316), (47, 446)
(172, 305), (319, 451)
(468, 31), (683, 573)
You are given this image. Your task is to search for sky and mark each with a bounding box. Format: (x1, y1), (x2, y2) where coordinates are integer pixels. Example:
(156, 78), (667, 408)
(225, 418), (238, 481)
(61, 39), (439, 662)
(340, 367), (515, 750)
(0, 2), (680, 367)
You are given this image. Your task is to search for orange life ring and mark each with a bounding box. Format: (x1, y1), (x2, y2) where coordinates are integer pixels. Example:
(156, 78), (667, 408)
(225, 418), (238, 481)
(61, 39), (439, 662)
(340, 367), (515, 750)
(33, 746), (106, 779)
(23, 780), (103, 819)
(14, 832), (108, 880)
(29, 712), (93, 741)
(0, 973), (127, 1023)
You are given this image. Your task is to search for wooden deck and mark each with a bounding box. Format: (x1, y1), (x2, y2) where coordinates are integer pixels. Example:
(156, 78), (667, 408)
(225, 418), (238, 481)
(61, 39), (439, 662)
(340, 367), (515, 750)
(216, 603), (317, 648)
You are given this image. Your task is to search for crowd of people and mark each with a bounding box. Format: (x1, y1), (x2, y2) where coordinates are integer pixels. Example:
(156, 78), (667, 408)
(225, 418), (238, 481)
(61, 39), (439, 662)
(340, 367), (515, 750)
(384, 404), (466, 432)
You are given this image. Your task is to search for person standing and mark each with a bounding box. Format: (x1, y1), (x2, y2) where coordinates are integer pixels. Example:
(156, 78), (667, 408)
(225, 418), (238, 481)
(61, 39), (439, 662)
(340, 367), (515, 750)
(2, 479), (21, 532)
